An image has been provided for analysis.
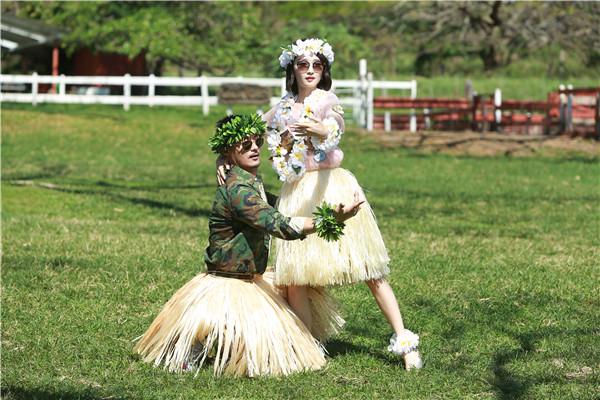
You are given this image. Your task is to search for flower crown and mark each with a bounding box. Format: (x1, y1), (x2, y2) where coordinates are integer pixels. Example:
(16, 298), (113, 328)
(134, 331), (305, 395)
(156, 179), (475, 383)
(208, 114), (266, 154)
(279, 38), (334, 69)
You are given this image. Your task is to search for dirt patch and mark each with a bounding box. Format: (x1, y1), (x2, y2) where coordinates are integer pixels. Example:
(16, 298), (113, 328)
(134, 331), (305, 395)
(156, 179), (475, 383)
(364, 130), (600, 158)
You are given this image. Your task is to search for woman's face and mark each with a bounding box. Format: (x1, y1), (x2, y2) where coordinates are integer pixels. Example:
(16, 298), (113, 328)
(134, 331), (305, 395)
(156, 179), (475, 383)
(293, 54), (323, 91)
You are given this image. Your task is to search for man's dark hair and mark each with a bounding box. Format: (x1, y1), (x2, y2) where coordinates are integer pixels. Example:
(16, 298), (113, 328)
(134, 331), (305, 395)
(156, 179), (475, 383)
(215, 114), (239, 131)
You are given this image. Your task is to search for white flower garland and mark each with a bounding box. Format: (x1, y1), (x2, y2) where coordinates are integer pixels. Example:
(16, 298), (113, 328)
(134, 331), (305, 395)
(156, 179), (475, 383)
(267, 89), (344, 182)
(267, 93), (307, 182)
(279, 38), (335, 69)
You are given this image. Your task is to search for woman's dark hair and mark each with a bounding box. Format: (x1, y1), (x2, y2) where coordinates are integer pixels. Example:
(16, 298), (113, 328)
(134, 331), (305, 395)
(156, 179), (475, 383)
(285, 52), (332, 94)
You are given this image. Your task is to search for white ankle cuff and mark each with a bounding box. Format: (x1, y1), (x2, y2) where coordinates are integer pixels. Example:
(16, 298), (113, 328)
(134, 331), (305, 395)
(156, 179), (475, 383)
(388, 329), (419, 356)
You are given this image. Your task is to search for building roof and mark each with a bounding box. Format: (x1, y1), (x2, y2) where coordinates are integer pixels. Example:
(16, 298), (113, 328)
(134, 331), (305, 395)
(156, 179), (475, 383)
(1, 14), (63, 53)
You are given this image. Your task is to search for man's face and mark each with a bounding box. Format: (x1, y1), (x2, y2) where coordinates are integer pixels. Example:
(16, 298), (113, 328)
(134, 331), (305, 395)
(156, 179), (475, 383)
(228, 135), (264, 172)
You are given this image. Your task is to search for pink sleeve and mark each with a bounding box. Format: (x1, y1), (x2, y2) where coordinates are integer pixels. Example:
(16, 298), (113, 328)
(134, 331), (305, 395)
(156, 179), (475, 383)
(321, 92), (345, 133)
(304, 148), (344, 171)
(304, 92), (346, 171)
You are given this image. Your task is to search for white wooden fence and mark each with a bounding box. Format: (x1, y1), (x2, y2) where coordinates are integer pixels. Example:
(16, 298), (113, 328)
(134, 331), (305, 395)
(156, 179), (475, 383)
(0, 59), (417, 130)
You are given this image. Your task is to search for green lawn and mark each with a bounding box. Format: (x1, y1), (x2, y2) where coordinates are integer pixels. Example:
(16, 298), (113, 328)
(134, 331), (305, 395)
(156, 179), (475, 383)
(2, 103), (599, 400)
(372, 76), (599, 100)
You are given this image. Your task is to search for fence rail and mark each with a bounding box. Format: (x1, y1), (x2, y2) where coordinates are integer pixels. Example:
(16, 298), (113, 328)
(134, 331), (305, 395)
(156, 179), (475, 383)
(0, 59), (417, 130)
(373, 86), (600, 137)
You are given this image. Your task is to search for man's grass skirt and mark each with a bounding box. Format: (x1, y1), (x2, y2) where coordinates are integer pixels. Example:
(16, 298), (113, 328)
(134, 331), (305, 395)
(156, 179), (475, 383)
(135, 272), (344, 377)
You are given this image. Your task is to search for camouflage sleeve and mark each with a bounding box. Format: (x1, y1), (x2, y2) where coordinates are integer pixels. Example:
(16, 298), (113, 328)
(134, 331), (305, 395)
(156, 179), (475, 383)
(229, 183), (305, 240)
(265, 191), (279, 207)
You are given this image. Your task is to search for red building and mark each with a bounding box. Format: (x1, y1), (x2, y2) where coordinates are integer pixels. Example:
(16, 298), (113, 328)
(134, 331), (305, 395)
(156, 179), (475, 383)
(1, 14), (146, 92)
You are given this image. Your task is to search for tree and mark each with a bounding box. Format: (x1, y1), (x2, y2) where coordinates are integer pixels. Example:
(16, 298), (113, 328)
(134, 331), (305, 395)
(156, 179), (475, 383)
(386, 1), (600, 75)
(8, 2), (268, 76)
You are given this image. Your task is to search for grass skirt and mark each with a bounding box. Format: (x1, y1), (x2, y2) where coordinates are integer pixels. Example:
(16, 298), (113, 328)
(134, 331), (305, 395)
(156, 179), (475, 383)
(134, 272), (333, 377)
(274, 168), (390, 286)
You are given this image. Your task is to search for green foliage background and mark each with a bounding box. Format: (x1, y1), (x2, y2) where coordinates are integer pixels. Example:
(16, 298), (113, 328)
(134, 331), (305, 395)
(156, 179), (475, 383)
(3, 1), (599, 80)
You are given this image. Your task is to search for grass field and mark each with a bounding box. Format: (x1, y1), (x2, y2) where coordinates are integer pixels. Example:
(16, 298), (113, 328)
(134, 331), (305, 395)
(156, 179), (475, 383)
(2, 103), (599, 399)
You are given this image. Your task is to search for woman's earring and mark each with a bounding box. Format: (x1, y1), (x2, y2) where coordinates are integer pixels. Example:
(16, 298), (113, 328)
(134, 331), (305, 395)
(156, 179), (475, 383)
(290, 74), (295, 85)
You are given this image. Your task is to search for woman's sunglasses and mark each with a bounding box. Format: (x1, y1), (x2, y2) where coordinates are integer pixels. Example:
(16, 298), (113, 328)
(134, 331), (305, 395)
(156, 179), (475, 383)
(295, 60), (324, 73)
(240, 136), (264, 152)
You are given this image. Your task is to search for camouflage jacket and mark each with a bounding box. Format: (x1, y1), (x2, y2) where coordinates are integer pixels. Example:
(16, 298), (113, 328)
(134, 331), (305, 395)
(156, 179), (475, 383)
(204, 165), (304, 275)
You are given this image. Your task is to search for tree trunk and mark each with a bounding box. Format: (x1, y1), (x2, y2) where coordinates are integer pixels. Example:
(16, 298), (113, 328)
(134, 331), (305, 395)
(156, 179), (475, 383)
(152, 57), (165, 77)
(480, 45), (499, 71)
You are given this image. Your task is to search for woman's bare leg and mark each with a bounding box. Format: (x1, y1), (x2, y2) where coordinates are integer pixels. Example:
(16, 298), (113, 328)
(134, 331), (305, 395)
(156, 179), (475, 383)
(287, 285), (313, 332)
(367, 278), (422, 368)
(366, 278), (405, 335)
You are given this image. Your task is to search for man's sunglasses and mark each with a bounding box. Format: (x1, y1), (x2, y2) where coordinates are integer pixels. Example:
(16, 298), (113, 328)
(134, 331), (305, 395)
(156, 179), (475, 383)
(295, 60), (324, 73)
(240, 136), (264, 152)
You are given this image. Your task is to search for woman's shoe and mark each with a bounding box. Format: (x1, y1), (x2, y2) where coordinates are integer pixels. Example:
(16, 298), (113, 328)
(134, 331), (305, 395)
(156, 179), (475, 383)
(403, 350), (423, 370)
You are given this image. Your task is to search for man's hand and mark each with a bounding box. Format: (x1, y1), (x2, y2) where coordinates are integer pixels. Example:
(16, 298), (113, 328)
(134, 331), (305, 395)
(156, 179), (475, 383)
(333, 192), (365, 222)
(216, 155), (231, 186)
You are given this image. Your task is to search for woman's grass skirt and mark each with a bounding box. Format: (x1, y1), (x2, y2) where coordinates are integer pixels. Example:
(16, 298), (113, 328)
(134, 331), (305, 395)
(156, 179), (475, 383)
(134, 272), (343, 377)
(274, 168), (390, 286)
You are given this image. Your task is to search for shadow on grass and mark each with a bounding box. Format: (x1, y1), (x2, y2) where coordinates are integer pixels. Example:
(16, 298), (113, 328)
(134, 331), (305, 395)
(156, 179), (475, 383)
(95, 180), (213, 191)
(8, 180), (211, 218)
(325, 338), (372, 358)
(0, 386), (126, 400)
(2, 164), (73, 182)
(325, 338), (402, 367)
(377, 187), (600, 208)
(490, 326), (599, 400)
(373, 144), (599, 164)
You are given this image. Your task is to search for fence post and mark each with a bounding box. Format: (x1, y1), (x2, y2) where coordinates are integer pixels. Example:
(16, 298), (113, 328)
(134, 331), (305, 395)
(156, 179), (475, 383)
(544, 92), (551, 136)
(31, 72), (38, 106)
(566, 84), (573, 133)
(366, 72), (374, 131)
(352, 85), (360, 125)
(280, 77), (287, 98)
(148, 73), (155, 108)
(471, 92), (479, 131)
(384, 111), (391, 132)
(59, 74), (66, 96)
(359, 59), (367, 128)
(481, 94), (488, 132)
(559, 84), (566, 132)
(202, 75), (209, 116)
(409, 79), (417, 132)
(123, 73), (131, 111)
(494, 88), (502, 132)
(424, 108), (431, 130)
(596, 92), (600, 139)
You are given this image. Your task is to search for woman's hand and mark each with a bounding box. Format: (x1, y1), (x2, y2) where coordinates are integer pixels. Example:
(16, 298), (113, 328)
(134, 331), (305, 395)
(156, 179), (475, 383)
(216, 155), (231, 186)
(333, 192), (365, 222)
(290, 116), (328, 139)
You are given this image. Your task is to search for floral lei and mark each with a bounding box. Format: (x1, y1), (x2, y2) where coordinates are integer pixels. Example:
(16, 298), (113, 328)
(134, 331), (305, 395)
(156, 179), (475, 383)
(267, 89), (343, 182)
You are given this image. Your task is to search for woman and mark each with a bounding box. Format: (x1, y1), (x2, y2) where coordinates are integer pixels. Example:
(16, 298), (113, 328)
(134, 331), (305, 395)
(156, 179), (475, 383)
(218, 39), (422, 369)
(267, 39), (421, 369)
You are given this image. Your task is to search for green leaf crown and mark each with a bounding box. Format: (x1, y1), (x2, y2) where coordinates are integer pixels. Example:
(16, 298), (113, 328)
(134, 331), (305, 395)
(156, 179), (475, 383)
(209, 114), (266, 154)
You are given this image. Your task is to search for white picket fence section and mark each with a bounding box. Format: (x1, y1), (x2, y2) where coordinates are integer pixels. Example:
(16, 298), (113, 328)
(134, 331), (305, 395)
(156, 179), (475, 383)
(0, 59), (417, 131)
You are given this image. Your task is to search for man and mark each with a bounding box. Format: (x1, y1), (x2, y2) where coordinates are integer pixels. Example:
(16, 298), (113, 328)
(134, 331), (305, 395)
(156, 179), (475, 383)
(135, 114), (361, 377)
